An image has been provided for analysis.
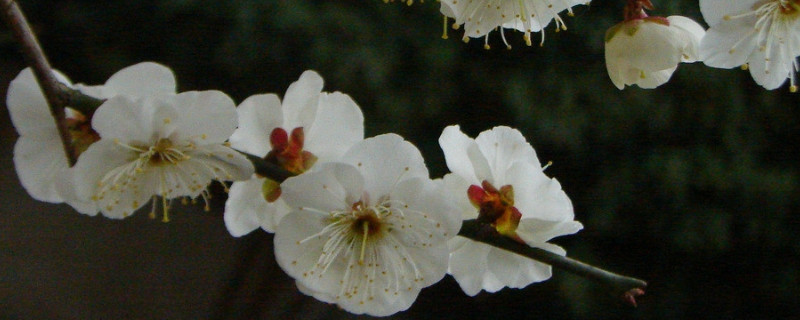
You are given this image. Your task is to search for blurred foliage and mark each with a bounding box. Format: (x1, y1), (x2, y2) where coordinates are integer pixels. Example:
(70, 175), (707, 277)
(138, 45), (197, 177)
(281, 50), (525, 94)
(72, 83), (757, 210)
(3, 0), (800, 318)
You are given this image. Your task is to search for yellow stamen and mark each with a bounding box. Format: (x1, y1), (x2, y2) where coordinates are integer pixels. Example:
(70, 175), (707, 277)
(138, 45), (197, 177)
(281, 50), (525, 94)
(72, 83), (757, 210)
(442, 16), (449, 39)
(359, 220), (369, 265)
(162, 193), (170, 222)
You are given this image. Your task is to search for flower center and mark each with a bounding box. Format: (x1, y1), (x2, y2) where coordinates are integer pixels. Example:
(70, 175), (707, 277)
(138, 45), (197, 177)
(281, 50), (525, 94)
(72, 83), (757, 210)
(93, 134), (237, 222)
(468, 180), (522, 240)
(261, 127), (318, 203)
(292, 198), (445, 304)
(146, 138), (187, 166)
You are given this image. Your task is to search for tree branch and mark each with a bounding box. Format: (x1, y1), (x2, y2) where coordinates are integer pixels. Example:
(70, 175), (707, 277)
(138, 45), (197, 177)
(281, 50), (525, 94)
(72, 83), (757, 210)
(458, 220), (647, 306)
(1, 0), (76, 165)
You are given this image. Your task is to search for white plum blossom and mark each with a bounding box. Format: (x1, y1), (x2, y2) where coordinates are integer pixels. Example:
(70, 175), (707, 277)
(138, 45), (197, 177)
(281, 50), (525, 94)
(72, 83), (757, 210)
(439, 0), (589, 48)
(223, 71), (364, 236)
(700, 0), (800, 90)
(605, 15), (705, 89)
(6, 62), (176, 207)
(439, 125), (582, 296)
(274, 134), (461, 316)
(66, 91), (253, 220)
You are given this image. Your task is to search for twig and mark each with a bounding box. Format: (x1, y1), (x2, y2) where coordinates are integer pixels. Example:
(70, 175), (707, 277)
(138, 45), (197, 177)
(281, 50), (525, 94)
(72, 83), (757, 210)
(1, 0), (76, 165)
(458, 220), (647, 306)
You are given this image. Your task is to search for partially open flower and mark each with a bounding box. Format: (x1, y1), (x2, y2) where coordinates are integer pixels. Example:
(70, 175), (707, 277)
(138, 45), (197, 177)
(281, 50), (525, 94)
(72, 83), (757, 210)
(223, 71), (364, 236)
(274, 134), (460, 316)
(605, 15), (705, 89)
(439, 125), (582, 296)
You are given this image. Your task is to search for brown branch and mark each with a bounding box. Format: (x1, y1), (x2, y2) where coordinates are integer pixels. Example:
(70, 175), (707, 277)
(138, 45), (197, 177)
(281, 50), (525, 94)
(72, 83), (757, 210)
(458, 220), (647, 306)
(2, 0), (76, 165)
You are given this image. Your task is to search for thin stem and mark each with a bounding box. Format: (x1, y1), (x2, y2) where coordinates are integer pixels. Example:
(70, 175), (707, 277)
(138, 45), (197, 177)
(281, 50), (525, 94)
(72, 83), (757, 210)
(458, 220), (647, 306)
(240, 151), (293, 183)
(1, 0), (76, 165)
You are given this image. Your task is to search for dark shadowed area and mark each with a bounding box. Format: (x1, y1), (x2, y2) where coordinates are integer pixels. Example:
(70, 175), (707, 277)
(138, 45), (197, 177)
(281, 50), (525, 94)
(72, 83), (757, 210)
(1, 0), (799, 319)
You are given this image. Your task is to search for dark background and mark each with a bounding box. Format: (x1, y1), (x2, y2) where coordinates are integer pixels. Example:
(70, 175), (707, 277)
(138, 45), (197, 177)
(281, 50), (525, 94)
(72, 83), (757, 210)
(1, 0), (799, 319)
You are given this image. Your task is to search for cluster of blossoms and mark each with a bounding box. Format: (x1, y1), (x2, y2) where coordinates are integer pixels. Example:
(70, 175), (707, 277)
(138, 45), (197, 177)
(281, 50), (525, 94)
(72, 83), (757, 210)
(8, 62), (582, 316)
(392, 0), (800, 91)
(605, 0), (800, 90)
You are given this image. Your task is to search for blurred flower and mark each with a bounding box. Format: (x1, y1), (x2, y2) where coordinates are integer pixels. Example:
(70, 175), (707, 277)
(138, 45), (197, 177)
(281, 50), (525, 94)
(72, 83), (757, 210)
(700, 0), (800, 91)
(605, 12), (705, 89)
(439, 125), (582, 296)
(223, 71), (364, 236)
(6, 62), (175, 207)
(274, 134), (461, 316)
(439, 0), (588, 49)
(66, 91), (253, 220)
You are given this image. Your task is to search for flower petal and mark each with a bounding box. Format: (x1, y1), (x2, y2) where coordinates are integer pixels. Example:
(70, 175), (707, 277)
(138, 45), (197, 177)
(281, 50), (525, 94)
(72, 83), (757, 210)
(516, 219), (583, 244)
(169, 91), (238, 143)
(700, 0), (759, 26)
(700, 17), (759, 69)
(54, 168), (99, 215)
(304, 92), (364, 162)
(282, 70), (324, 129)
(668, 16), (706, 62)
(505, 161), (574, 221)
(625, 22), (683, 71)
(70, 140), (150, 219)
(13, 132), (69, 202)
(281, 163), (363, 213)
(224, 178), (275, 236)
(341, 134), (428, 199)
(391, 177), (462, 241)
(229, 94), (283, 157)
(474, 126), (541, 180)
(448, 238), (505, 296)
(486, 246), (553, 288)
(92, 95), (160, 143)
(439, 125), (480, 183)
(636, 66), (679, 89)
(274, 208), (344, 291)
(441, 173), (479, 220)
(6, 68), (72, 135)
(748, 48), (792, 90)
(97, 62), (176, 98)
(191, 144), (255, 182)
